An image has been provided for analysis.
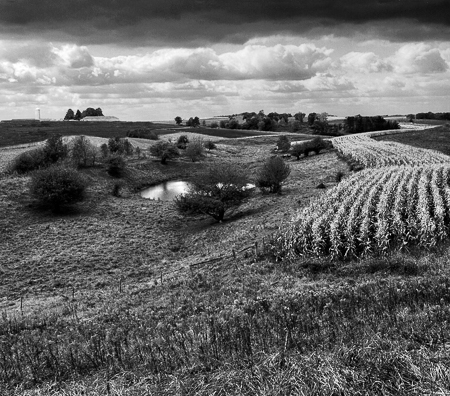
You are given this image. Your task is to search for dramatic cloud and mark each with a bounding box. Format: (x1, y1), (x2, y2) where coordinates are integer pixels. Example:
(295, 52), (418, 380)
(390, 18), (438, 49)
(0, 0), (449, 45)
(0, 43), (333, 85)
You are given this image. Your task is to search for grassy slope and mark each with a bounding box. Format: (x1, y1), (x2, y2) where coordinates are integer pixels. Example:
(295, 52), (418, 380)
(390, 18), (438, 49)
(2, 130), (450, 395)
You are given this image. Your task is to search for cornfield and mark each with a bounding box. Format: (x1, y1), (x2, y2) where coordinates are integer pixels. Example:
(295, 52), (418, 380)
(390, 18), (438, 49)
(275, 135), (450, 259)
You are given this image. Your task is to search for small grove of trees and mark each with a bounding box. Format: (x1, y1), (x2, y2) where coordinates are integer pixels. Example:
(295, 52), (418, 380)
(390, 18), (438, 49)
(69, 136), (99, 168)
(174, 163), (252, 222)
(186, 117), (200, 127)
(149, 141), (179, 164)
(345, 115), (399, 134)
(64, 107), (104, 120)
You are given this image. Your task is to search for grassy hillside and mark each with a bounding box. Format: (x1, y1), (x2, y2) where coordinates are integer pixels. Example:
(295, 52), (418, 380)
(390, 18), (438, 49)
(1, 129), (450, 395)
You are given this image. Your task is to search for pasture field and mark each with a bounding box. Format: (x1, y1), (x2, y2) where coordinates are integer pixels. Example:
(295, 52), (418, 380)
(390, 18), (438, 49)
(374, 125), (450, 156)
(2, 127), (450, 394)
(0, 121), (305, 148)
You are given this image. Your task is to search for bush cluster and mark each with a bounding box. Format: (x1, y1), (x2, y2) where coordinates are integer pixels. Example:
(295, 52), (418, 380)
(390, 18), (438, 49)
(8, 135), (68, 174)
(176, 135), (189, 149)
(29, 165), (86, 209)
(291, 137), (330, 160)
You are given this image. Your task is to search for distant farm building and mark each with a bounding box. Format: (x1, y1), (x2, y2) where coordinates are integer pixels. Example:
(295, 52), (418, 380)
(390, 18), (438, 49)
(80, 116), (120, 122)
(0, 119), (41, 126)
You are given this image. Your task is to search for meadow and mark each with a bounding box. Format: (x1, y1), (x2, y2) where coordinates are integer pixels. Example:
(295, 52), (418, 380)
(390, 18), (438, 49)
(1, 123), (450, 395)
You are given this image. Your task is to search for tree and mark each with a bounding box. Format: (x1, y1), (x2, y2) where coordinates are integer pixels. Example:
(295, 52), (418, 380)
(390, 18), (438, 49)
(307, 113), (317, 126)
(193, 117), (200, 127)
(256, 156), (291, 194)
(294, 112), (305, 122)
(74, 110), (82, 120)
(175, 116), (182, 125)
(174, 163), (252, 222)
(149, 141), (179, 164)
(64, 109), (74, 120)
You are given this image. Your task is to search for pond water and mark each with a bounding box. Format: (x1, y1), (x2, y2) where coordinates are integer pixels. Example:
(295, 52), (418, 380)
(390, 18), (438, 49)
(140, 181), (256, 201)
(140, 180), (190, 201)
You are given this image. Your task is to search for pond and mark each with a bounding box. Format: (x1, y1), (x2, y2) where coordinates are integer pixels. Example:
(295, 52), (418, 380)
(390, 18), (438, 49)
(140, 180), (190, 201)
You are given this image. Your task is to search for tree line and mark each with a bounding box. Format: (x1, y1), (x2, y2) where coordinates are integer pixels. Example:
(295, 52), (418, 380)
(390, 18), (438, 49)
(64, 107), (104, 120)
(411, 112), (450, 121)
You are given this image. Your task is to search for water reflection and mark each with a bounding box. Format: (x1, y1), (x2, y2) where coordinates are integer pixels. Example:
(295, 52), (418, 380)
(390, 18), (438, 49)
(141, 180), (190, 201)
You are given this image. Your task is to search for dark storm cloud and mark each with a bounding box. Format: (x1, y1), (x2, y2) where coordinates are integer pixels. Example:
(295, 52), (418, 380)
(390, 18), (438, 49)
(0, 0), (448, 45)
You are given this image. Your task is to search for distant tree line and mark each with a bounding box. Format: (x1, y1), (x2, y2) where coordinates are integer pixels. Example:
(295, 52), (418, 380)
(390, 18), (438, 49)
(413, 112), (450, 121)
(64, 107), (104, 120)
(344, 115), (399, 134)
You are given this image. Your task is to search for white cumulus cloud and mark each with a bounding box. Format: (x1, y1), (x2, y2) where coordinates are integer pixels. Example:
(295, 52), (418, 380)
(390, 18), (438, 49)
(390, 43), (448, 74)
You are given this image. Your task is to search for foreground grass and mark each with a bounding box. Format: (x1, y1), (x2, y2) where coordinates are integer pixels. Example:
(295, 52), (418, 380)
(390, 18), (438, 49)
(2, 249), (450, 395)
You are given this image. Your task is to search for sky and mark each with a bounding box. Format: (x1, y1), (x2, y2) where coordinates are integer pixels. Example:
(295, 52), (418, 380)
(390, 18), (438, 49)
(0, 0), (449, 121)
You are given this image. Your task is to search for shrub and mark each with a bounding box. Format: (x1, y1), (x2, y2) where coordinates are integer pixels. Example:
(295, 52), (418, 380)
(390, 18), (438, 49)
(123, 139), (134, 156)
(111, 180), (125, 197)
(174, 163), (252, 222)
(8, 148), (47, 174)
(106, 154), (126, 177)
(276, 135), (291, 152)
(69, 135), (99, 167)
(29, 165), (86, 209)
(256, 156), (291, 194)
(290, 143), (305, 160)
(204, 140), (217, 150)
(126, 129), (159, 140)
(335, 171), (345, 183)
(135, 146), (141, 158)
(219, 120), (227, 128)
(149, 141), (179, 164)
(309, 137), (329, 155)
(185, 138), (205, 162)
(177, 135), (189, 149)
(100, 143), (109, 159)
(210, 121), (219, 128)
